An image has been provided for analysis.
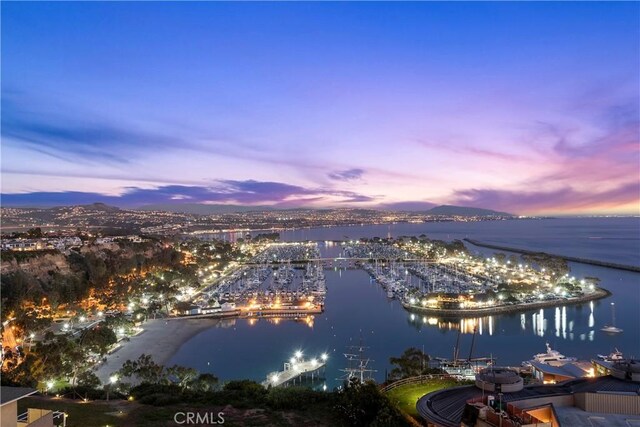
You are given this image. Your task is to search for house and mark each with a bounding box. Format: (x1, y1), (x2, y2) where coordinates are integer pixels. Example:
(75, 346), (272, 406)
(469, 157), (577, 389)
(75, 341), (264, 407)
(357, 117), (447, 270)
(0, 386), (63, 427)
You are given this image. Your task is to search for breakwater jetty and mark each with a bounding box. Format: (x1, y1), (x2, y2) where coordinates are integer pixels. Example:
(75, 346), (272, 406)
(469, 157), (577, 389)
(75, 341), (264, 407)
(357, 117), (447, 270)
(464, 239), (640, 273)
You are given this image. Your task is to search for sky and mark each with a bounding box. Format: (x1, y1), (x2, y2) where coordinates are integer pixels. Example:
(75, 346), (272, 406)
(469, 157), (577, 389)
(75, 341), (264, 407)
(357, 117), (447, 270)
(1, 2), (639, 216)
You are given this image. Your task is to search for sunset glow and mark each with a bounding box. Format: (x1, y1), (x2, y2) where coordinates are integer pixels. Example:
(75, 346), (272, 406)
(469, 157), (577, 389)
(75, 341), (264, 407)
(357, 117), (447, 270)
(2, 2), (638, 215)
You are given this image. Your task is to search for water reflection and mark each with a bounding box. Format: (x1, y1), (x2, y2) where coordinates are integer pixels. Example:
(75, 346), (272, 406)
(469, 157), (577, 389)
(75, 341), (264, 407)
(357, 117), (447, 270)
(406, 305), (599, 342)
(407, 315), (497, 335)
(224, 316), (317, 329)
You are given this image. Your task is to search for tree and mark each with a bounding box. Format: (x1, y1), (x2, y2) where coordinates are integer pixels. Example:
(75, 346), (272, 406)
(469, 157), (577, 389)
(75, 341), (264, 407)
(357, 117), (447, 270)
(389, 347), (431, 380)
(190, 373), (219, 392)
(333, 378), (408, 427)
(29, 334), (89, 387)
(81, 326), (117, 356)
(119, 354), (168, 385)
(167, 365), (198, 391)
(77, 370), (101, 389)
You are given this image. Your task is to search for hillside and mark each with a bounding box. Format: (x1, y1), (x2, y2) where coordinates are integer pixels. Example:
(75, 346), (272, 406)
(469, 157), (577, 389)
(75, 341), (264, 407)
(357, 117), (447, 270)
(136, 203), (275, 214)
(426, 205), (513, 217)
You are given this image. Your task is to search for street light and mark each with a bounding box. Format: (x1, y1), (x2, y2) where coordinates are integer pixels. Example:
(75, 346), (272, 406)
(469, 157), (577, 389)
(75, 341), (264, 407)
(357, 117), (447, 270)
(107, 375), (118, 401)
(295, 350), (303, 359)
(321, 353), (328, 362)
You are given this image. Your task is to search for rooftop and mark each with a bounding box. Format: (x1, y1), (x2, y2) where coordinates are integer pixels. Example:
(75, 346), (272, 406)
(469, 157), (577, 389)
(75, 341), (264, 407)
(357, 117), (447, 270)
(530, 360), (591, 379)
(417, 375), (640, 427)
(0, 386), (37, 406)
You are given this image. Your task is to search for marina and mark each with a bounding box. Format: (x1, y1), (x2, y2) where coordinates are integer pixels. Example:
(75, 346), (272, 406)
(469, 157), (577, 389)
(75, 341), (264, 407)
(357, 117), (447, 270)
(183, 243), (327, 319)
(343, 241), (610, 316)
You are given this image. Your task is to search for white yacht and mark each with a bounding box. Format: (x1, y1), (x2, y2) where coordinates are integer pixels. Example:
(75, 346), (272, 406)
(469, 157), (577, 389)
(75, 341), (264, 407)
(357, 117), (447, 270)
(523, 343), (577, 366)
(597, 348), (624, 362)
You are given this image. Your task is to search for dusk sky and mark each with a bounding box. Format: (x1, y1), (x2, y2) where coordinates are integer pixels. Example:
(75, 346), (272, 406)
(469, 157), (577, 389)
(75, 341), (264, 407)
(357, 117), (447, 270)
(2, 2), (639, 215)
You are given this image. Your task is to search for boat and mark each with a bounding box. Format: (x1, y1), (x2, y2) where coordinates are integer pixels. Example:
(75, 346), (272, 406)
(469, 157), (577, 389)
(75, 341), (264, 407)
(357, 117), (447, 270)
(601, 302), (623, 334)
(597, 348), (624, 362)
(522, 343), (577, 366)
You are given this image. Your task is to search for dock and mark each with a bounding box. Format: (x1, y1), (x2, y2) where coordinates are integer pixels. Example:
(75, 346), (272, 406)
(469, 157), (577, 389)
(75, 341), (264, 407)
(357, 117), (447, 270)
(263, 352), (328, 387)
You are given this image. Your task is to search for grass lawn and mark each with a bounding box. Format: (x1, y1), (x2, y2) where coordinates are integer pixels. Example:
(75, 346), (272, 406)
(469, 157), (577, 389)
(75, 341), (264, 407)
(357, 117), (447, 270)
(19, 397), (342, 427)
(18, 396), (126, 427)
(385, 379), (459, 419)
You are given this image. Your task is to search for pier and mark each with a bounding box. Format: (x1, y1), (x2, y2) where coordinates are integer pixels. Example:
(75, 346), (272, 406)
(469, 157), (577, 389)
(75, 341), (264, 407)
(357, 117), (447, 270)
(263, 352), (328, 388)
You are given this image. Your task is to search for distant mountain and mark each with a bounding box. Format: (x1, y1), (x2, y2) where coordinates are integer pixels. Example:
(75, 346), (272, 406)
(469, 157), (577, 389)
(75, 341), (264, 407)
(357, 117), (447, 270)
(426, 205), (513, 217)
(136, 203), (276, 214)
(3, 201), (513, 217)
(377, 201), (437, 212)
(76, 202), (121, 212)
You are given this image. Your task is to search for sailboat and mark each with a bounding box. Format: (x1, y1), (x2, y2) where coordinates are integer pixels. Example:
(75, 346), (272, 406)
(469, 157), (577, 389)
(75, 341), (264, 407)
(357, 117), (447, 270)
(601, 302), (623, 334)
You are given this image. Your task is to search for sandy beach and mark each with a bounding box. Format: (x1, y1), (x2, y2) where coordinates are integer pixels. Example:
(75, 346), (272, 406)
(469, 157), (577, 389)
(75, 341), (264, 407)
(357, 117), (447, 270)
(94, 317), (215, 383)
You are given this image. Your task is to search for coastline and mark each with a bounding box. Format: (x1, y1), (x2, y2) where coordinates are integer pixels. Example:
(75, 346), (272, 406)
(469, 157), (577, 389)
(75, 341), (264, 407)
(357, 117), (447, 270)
(401, 287), (611, 318)
(93, 317), (216, 383)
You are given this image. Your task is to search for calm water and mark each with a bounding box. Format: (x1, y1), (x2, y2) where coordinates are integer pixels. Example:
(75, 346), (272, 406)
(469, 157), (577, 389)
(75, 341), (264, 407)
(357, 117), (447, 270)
(172, 218), (640, 387)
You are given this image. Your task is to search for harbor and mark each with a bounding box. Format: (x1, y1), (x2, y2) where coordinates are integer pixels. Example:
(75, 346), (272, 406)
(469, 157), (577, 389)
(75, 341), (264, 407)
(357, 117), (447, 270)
(172, 238), (614, 323)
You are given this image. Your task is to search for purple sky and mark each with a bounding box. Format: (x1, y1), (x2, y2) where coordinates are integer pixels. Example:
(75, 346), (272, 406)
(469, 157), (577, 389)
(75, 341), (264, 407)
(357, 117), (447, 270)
(2, 2), (639, 215)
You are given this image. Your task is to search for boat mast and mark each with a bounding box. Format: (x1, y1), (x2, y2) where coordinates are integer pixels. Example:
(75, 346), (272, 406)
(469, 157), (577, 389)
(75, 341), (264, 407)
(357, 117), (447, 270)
(467, 326), (477, 362)
(453, 329), (461, 364)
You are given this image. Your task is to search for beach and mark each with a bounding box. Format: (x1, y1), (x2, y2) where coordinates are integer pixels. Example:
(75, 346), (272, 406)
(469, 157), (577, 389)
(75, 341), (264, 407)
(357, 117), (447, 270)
(94, 317), (215, 383)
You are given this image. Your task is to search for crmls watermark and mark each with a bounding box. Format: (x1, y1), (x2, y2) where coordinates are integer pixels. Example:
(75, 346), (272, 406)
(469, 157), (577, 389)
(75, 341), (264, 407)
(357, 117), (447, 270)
(174, 411), (225, 425)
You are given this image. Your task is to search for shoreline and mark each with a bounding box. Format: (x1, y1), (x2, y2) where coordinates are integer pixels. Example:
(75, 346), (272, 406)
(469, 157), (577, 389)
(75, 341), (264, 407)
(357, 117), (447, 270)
(93, 317), (216, 383)
(464, 238), (640, 273)
(402, 287), (611, 318)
